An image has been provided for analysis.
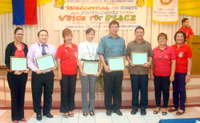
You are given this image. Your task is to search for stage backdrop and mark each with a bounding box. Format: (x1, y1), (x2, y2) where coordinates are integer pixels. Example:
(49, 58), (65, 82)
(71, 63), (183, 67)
(0, 1), (200, 66)
(53, 0), (147, 30)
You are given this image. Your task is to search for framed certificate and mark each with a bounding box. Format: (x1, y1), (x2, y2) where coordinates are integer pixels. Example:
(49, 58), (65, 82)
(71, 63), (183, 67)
(131, 52), (147, 65)
(35, 54), (56, 71)
(108, 57), (124, 71)
(83, 61), (99, 75)
(10, 56), (27, 71)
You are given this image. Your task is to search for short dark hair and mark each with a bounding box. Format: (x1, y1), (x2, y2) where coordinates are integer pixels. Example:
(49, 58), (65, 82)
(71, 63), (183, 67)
(14, 27), (23, 34)
(86, 28), (95, 35)
(135, 26), (144, 32)
(174, 31), (186, 42)
(182, 18), (189, 25)
(37, 29), (48, 37)
(157, 33), (167, 41)
(109, 20), (119, 28)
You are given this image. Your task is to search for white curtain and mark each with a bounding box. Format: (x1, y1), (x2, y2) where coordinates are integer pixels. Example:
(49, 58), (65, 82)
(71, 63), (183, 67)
(0, 2), (200, 66)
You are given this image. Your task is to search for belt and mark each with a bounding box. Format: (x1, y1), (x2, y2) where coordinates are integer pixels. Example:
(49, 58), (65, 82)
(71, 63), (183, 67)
(81, 59), (99, 62)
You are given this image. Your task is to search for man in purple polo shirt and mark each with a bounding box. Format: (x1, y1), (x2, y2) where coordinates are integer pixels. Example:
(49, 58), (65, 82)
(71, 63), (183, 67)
(27, 30), (56, 121)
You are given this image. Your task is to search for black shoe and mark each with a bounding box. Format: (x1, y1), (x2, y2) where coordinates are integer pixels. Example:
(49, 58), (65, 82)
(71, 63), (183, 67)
(141, 109), (146, 115)
(36, 113), (42, 121)
(113, 110), (123, 116)
(44, 113), (54, 118)
(89, 110), (95, 116)
(131, 109), (138, 115)
(106, 110), (112, 116)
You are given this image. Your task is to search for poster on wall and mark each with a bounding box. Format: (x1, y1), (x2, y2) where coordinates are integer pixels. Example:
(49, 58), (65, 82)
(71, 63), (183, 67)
(152, 0), (178, 23)
(53, 0), (147, 30)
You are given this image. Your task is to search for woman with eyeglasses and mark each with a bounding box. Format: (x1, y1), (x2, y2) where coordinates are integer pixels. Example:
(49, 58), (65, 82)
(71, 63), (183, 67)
(151, 33), (176, 115)
(5, 27), (29, 123)
(56, 28), (78, 118)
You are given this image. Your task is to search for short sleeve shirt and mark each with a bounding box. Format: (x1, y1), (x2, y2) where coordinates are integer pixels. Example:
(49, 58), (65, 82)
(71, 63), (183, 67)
(97, 34), (126, 61)
(171, 43), (192, 73)
(178, 27), (194, 40)
(153, 46), (176, 76)
(56, 43), (78, 75)
(126, 40), (153, 75)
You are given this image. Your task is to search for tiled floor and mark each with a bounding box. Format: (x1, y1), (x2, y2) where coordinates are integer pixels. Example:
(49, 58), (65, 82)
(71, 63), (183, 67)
(0, 107), (200, 123)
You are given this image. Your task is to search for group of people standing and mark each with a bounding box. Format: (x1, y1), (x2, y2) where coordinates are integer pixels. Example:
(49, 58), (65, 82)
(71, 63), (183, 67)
(5, 18), (193, 123)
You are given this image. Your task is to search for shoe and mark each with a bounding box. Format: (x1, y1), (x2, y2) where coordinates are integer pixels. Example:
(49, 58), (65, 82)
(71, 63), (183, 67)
(176, 110), (185, 115)
(89, 110), (95, 116)
(36, 113), (42, 121)
(83, 112), (88, 117)
(153, 107), (160, 114)
(141, 109), (146, 115)
(63, 112), (69, 118)
(131, 109), (138, 115)
(69, 111), (74, 117)
(45, 113), (54, 118)
(168, 107), (178, 112)
(20, 118), (26, 122)
(113, 110), (123, 116)
(106, 110), (112, 116)
(12, 121), (18, 123)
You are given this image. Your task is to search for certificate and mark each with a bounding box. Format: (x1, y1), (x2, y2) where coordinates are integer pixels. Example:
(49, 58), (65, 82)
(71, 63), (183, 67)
(83, 61), (99, 75)
(131, 52), (147, 65)
(35, 54), (55, 71)
(108, 57), (124, 71)
(10, 56), (27, 71)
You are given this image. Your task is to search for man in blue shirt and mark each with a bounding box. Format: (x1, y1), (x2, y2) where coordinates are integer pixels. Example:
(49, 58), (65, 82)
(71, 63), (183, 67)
(97, 20), (126, 116)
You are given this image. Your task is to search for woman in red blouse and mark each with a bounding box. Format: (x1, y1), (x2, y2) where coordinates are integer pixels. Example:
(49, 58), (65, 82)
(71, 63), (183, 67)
(56, 28), (78, 118)
(152, 33), (176, 115)
(5, 27), (29, 123)
(169, 31), (192, 115)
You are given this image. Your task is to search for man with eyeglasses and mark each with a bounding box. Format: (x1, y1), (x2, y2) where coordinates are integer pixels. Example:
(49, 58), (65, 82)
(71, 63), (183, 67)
(27, 30), (56, 121)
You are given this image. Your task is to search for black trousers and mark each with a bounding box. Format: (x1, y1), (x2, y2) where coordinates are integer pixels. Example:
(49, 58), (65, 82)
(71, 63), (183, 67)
(172, 73), (187, 110)
(154, 76), (170, 108)
(31, 71), (54, 114)
(60, 74), (77, 113)
(130, 74), (148, 110)
(7, 72), (27, 121)
(103, 69), (123, 111)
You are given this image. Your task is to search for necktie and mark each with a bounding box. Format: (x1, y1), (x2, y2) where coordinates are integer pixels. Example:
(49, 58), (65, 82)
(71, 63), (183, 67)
(42, 45), (47, 56)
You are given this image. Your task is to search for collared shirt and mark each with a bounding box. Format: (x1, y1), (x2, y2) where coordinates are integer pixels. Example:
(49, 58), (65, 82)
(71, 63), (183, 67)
(153, 45), (176, 76)
(78, 41), (99, 61)
(178, 26), (194, 39)
(171, 43), (192, 73)
(56, 43), (78, 75)
(127, 40), (153, 75)
(97, 34), (126, 61)
(27, 42), (56, 72)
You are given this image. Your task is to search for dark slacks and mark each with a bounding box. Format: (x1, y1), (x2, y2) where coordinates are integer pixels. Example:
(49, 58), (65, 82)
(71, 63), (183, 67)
(130, 74), (148, 110)
(60, 74), (77, 113)
(154, 76), (170, 108)
(103, 69), (123, 111)
(31, 71), (54, 114)
(172, 73), (187, 110)
(7, 72), (27, 121)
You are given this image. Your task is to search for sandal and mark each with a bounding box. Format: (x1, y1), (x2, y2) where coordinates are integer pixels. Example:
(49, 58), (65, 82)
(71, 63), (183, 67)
(83, 112), (88, 117)
(63, 112), (69, 118)
(168, 107), (178, 112)
(162, 108), (168, 115)
(153, 107), (160, 114)
(69, 111), (74, 117)
(176, 110), (185, 115)
(89, 110), (95, 116)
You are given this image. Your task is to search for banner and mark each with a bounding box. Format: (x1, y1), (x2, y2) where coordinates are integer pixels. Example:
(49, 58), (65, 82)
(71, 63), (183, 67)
(53, 0), (147, 30)
(152, 0), (178, 23)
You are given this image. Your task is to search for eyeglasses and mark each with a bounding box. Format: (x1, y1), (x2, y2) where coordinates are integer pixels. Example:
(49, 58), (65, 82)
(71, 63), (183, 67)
(159, 38), (166, 41)
(16, 33), (24, 36)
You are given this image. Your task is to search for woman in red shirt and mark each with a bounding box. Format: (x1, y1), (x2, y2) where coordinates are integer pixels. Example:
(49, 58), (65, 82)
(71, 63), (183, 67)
(5, 27), (29, 123)
(56, 28), (78, 118)
(152, 33), (176, 115)
(169, 31), (192, 115)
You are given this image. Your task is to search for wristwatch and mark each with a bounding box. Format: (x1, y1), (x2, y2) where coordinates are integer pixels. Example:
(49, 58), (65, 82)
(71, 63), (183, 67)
(187, 72), (191, 75)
